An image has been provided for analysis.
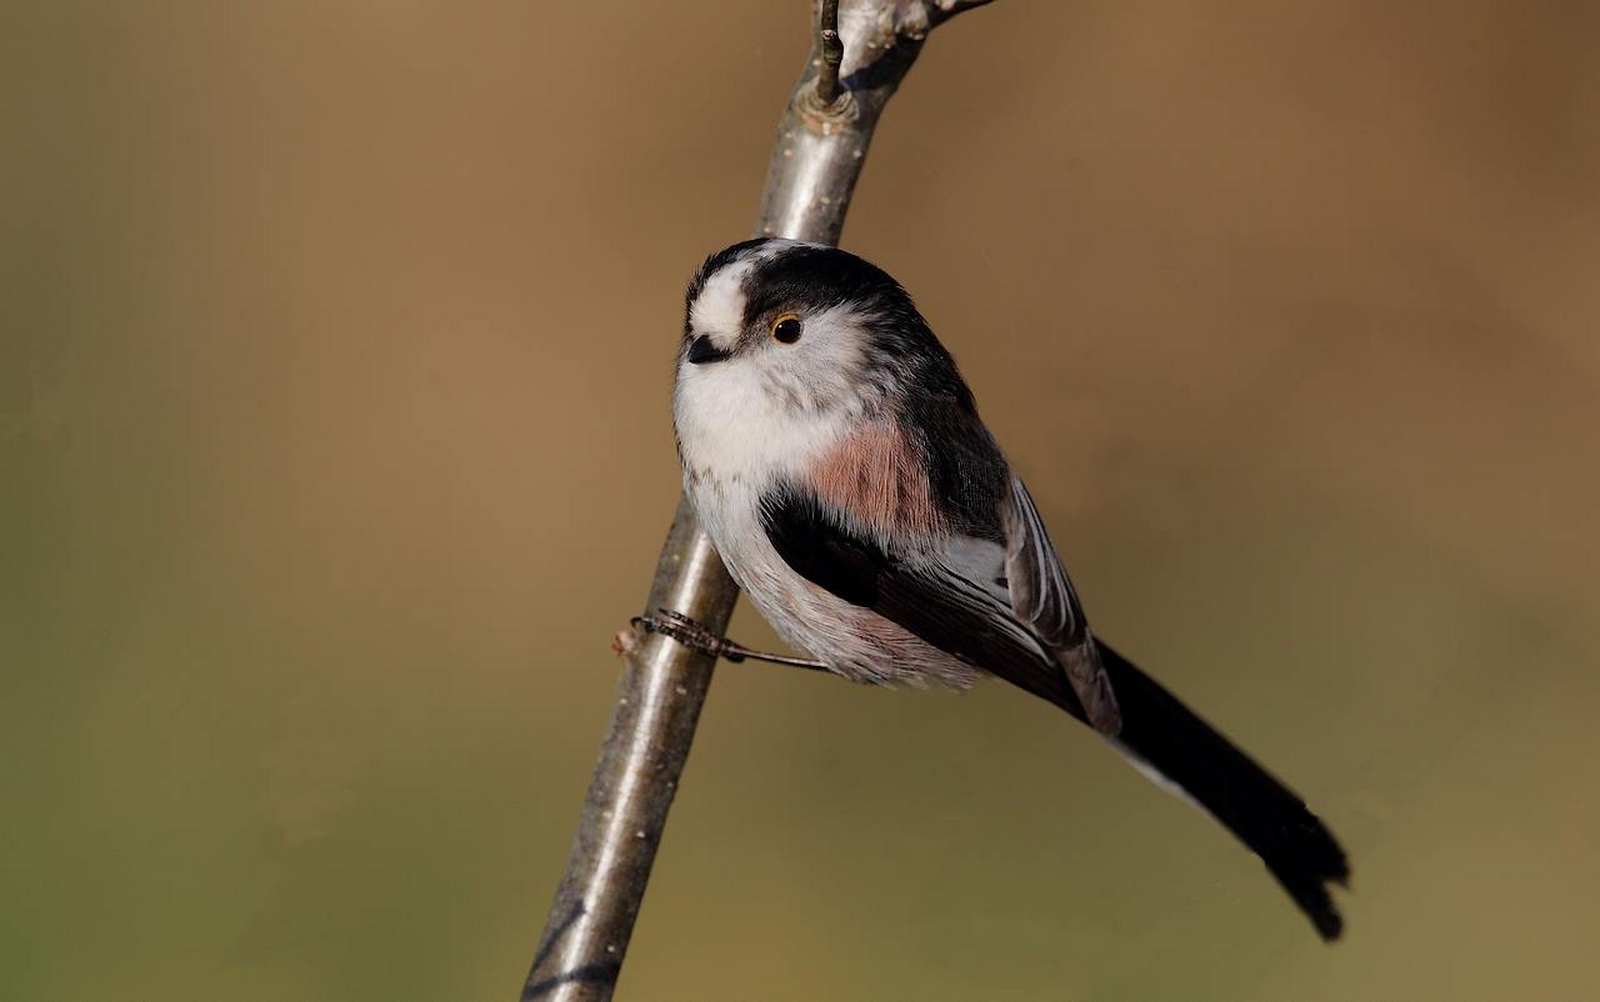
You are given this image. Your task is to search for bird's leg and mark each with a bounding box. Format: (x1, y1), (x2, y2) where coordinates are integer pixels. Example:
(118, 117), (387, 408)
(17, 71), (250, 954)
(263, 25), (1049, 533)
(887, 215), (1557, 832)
(631, 609), (831, 673)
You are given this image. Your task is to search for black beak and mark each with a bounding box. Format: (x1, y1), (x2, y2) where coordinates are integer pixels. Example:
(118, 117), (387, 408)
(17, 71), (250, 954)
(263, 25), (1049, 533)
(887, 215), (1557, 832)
(686, 335), (732, 365)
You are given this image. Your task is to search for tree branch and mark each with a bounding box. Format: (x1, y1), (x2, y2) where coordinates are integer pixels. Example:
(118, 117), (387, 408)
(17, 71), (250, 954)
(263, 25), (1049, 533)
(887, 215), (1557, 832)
(520, 3), (996, 999)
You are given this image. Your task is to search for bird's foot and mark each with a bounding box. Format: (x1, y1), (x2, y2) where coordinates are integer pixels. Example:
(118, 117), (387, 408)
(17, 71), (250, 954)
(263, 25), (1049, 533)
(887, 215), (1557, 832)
(633, 609), (747, 662)
(629, 609), (831, 672)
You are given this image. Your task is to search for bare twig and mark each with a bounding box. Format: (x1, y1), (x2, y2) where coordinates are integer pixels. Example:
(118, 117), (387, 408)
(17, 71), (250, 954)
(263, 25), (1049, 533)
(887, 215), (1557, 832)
(814, 0), (845, 106)
(520, 3), (996, 1000)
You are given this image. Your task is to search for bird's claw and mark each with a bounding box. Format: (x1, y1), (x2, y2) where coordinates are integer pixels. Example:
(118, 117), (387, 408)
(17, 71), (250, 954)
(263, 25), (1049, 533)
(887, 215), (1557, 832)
(632, 609), (745, 662)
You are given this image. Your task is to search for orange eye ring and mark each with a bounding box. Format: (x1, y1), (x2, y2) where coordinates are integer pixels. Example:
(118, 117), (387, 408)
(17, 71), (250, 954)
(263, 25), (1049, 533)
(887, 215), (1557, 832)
(770, 313), (803, 344)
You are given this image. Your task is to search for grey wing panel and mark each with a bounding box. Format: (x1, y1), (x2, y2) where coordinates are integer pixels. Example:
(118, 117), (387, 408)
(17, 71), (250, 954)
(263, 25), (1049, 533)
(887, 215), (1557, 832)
(1003, 477), (1122, 734)
(1003, 477), (1086, 647)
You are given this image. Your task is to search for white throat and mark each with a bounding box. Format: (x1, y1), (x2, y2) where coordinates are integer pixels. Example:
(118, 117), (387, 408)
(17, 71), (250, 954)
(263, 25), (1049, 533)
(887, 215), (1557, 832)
(673, 356), (854, 482)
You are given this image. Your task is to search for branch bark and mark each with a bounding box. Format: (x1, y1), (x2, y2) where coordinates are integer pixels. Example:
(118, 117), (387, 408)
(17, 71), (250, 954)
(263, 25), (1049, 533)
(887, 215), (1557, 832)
(520, 4), (994, 999)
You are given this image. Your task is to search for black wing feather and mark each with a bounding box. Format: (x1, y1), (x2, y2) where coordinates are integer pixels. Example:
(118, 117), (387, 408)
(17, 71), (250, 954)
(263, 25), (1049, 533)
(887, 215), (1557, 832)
(759, 485), (1085, 712)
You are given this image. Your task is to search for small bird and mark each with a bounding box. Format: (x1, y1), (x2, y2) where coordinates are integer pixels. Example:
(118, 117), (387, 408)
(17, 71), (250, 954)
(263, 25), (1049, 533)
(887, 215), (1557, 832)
(645, 236), (1349, 939)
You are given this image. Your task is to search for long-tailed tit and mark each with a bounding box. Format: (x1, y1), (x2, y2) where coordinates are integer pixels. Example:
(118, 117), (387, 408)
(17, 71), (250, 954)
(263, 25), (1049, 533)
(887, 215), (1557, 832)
(644, 237), (1349, 940)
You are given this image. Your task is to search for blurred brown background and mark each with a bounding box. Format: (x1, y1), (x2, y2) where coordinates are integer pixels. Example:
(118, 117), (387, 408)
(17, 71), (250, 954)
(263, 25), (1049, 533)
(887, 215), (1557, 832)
(5, 2), (1598, 999)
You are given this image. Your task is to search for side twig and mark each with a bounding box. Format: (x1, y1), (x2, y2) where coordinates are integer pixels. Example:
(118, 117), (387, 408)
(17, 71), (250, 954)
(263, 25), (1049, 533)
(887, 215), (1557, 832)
(814, 0), (845, 106)
(520, 3), (996, 1000)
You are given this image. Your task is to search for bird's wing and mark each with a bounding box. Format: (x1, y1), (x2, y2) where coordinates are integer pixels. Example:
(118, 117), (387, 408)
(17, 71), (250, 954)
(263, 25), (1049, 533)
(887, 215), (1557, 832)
(759, 484), (1095, 717)
(1001, 477), (1121, 734)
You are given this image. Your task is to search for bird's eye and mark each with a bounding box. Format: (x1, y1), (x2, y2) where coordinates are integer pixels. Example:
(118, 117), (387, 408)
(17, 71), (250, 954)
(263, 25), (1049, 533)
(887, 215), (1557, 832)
(770, 313), (803, 344)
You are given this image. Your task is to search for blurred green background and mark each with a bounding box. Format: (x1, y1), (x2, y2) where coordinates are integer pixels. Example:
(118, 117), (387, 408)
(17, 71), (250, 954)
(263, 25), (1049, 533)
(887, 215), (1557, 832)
(5, 2), (1598, 1000)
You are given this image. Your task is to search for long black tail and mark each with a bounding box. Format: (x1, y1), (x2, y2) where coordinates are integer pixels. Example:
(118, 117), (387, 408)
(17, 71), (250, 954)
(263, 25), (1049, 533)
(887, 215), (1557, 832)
(1091, 641), (1350, 940)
